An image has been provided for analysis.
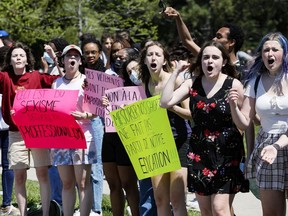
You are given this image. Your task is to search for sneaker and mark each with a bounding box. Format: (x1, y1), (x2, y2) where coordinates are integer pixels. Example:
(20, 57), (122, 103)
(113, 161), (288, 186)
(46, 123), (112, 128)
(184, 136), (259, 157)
(49, 200), (62, 216)
(186, 198), (200, 211)
(90, 211), (102, 216)
(0, 205), (20, 215)
(73, 209), (80, 216)
(27, 204), (42, 216)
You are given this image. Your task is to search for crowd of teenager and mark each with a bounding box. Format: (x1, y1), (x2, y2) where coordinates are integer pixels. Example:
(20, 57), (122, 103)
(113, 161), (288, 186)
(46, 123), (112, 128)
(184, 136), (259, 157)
(0, 5), (288, 216)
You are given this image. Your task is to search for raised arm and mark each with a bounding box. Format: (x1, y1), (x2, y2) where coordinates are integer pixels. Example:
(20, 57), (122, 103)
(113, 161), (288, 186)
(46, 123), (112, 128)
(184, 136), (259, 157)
(160, 60), (191, 108)
(163, 7), (200, 56)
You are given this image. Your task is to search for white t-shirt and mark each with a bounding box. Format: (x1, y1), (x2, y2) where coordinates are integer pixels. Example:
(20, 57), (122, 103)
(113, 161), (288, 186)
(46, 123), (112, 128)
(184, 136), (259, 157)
(245, 76), (288, 134)
(52, 74), (93, 142)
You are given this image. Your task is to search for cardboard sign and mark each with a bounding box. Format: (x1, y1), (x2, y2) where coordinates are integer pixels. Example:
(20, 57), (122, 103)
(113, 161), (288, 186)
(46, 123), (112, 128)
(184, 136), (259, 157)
(83, 69), (124, 117)
(110, 95), (181, 179)
(12, 89), (86, 149)
(104, 86), (146, 132)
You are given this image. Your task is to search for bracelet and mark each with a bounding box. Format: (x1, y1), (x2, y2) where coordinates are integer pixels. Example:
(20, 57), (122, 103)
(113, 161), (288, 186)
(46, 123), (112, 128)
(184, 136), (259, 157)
(272, 143), (281, 151)
(85, 112), (89, 119)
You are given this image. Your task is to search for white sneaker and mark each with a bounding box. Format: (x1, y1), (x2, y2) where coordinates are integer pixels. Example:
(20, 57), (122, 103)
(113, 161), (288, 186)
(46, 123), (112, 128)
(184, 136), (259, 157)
(90, 211), (102, 216)
(0, 205), (20, 215)
(73, 209), (80, 216)
(186, 198), (200, 211)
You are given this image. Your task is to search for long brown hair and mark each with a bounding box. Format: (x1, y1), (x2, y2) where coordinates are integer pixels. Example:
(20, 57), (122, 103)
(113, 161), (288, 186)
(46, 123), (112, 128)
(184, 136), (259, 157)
(138, 41), (173, 84)
(191, 41), (239, 79)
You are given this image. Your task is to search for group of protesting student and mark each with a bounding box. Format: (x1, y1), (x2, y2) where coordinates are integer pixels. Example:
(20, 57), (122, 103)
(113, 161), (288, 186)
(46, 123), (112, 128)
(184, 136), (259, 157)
(0, 5), (288, 216)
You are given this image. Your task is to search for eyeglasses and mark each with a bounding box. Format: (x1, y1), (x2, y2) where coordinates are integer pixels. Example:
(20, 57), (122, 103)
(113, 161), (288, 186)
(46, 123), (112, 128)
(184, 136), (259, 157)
(84, 50), (99, 55)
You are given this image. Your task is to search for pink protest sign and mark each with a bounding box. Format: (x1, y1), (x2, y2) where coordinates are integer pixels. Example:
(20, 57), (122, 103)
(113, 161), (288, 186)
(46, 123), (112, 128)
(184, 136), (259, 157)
(12, 89), (86, 149)
(83, 69), (124, 117)
(104, 86), (146, 132)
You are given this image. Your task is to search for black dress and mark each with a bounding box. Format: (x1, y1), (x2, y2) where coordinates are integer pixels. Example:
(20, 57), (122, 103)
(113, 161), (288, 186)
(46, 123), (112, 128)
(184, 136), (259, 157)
(188, 76), (248, 195)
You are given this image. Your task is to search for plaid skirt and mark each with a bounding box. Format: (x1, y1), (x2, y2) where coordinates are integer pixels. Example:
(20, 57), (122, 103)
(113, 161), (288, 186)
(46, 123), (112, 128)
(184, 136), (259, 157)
(246, 127), (288, 191)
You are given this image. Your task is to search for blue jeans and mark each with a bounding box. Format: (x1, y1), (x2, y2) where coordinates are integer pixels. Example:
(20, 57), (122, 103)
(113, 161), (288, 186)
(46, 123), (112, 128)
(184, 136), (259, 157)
(0, 130), (14, 207)
(49, 166), (63, 206)
(139, 178), (157, 216)
(91, 117), (104, 213)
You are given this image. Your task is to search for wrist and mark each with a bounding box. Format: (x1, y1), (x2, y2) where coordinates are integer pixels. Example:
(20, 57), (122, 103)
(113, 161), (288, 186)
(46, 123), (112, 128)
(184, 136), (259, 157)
(272, 143), (281, 151)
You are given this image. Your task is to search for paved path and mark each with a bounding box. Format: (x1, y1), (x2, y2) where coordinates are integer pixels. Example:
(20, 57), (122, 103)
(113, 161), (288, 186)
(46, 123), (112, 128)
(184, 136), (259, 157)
(25, 169), (266, 215)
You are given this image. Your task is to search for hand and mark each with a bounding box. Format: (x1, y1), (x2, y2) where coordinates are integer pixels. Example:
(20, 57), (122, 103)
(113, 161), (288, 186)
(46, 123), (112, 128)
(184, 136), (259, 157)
(71, 111), (86, 120)
(163, 7), (179, 18)
(10, 110), (15, 116)
(261, 145), (277, 164)
(44, 44), (57, 60)
(228, 88), (240, 108)
(102, 96), (110, 107)
(174, 60), (190, 75)
(41, 57), (49, 73)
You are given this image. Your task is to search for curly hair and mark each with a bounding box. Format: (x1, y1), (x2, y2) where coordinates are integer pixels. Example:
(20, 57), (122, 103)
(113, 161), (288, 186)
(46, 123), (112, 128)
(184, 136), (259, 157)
(2, 42), (35, 73)
(222, 23), (244, 54)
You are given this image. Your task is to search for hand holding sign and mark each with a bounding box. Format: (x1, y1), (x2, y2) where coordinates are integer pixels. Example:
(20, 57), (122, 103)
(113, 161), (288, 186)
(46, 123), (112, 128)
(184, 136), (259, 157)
(12, 89), (86, 149)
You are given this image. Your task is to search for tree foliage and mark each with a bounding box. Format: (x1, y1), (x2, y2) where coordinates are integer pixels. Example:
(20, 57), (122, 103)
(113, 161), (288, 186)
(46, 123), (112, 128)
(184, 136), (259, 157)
(0, 0), (288, 57)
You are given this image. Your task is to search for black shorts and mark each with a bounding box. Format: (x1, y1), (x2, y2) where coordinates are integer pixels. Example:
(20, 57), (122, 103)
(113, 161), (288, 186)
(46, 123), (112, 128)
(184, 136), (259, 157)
(102, 132), (132, 166)
(175, 135), (189, 168)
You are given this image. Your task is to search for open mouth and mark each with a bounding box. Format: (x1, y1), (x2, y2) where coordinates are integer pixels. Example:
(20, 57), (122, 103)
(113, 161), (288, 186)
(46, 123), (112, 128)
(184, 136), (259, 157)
(268, 59), (274, 65)
(70, 61), (76, 66)
(150, 63), (157, 69)
(207, 66), (213, 71)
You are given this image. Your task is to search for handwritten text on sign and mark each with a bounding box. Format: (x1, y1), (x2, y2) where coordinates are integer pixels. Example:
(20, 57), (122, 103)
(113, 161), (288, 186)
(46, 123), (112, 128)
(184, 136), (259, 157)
(13, 89), (86, 149)
(110, 95), (180, 179)
(104, 86), (146, 132)
(83, 69), (124, 117)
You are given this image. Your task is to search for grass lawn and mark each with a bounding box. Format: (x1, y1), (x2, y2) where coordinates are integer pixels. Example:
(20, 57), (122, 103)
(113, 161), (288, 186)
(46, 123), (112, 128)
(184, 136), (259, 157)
(0, 178), (200, 216)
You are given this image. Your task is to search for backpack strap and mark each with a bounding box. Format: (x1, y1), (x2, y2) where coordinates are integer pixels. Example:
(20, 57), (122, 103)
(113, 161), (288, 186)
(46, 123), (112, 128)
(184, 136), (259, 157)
(254, 75), (261, 96)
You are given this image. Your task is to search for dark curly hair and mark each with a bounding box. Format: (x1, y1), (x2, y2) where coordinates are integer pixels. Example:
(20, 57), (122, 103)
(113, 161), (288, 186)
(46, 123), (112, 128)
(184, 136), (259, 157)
(2, 42), (35, 73)
(222, 23), (244, 54)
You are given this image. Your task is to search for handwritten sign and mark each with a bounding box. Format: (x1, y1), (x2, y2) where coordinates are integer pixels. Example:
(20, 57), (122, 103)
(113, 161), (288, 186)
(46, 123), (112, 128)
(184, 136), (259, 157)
(110, 95), (181, 180)
(104, 86), (146, 132)
(83, 69), (124, 117)
(12, 89), (86, 149)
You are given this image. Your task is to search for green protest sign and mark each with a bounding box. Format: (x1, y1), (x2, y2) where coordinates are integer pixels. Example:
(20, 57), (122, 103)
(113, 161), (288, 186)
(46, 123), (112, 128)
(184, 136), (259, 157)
(110, 95), (181, 179)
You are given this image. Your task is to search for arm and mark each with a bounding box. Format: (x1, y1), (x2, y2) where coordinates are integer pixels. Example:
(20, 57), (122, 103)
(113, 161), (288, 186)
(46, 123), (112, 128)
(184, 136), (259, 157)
(160, 60), (191, 108)
(168, 96), (191, 120)
(261, 133), (288, 164)
(229, 79), (255, 131)
(44, 44), (64, 77)
(163, 7), (200, 56)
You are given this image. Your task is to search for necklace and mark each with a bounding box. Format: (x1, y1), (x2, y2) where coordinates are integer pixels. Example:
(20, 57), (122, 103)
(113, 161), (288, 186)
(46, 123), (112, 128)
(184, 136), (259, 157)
(63, 72), (81, 81)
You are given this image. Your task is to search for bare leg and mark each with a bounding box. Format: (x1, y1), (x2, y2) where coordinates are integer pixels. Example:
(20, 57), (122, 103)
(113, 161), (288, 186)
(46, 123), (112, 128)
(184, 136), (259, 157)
(195, 194), (212, 216)
(211, 193), (234, 216)
(118, 166), (139, 216)
(104, 162), (125, 216)
(58, 165), (76, 216)
(170, 168), (188, 216)
(151, 173), (171, 216)
(14, 169), (27, 216)
(35, 166), (50, 216)
(260, 189), (286, 216)
(74, 164), (93, 216)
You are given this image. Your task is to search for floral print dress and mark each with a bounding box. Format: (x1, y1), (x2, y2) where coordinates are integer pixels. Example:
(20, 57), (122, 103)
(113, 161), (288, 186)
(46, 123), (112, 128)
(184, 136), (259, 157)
(188, 76), (248, 195)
